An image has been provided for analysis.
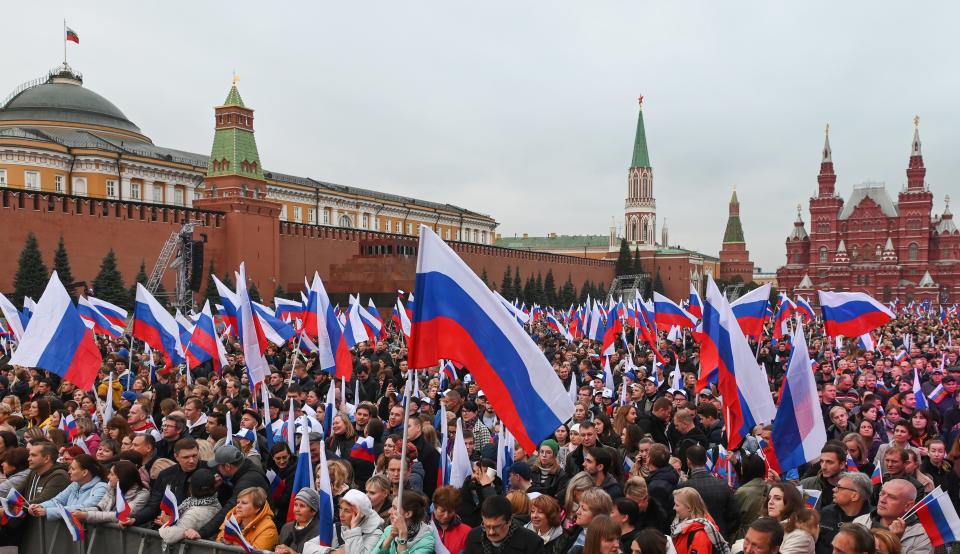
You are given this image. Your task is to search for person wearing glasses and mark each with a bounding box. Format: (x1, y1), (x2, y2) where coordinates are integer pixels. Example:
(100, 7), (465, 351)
(463, 495), (543, 554)
(815, 472), (872, 554)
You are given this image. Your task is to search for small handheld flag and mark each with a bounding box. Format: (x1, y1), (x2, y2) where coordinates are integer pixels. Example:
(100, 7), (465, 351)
(56, 501), (85, 542)
(3, 488), (26, 518)
(223, 515), (256, 553)
(871, 465), (883, 485)
(845, 453), (858, 473)
(115, 481), (131, 521)
(913, 489), (960, 547)
(159, 484), (179, 526)
(801, 488), (822, 509)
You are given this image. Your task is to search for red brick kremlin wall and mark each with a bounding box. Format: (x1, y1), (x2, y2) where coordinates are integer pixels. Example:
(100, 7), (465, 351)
(0, 189), (614, 304)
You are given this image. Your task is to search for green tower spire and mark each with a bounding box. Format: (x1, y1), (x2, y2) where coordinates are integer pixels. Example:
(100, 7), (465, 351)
(631, 96), (650, 168)
(207, 82), (263, 180)
(723, 187), (745, 243)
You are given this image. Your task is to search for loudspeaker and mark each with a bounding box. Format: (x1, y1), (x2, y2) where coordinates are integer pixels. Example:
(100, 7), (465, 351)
(190, 241), (204, 291)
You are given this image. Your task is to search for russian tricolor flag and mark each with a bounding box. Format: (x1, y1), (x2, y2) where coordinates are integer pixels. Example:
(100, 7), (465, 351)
(687, 284), (703, 320)
(358, 299), (384, 343)
(287, 428), (315, 523)
(871, 465), (883, 485)
(773, 294), (795, 339)
(730, 284), (771, 338)
(914, 488), (960, 547)
(818, 290), (894, 338)
(252, 302), (297, 346)
(408, 226), (575, 453)
(133, 284), (184, 369)
(929, 383), (948, 404)
(0, 293), (25, 341)
(10, 272), (102, 390)
(186, 301), (225, 373)
(274, 297), (304, 324)
(77, 296), (122, 338)
(56, 501), (85, 542)
(115, 481), (131, 521)
(795, 296), (815, 323)
(653, 292), (696, 330)
(701, 276), (776, 450)
(159, 484), (179, 526)
(223, 515), (255, 553)
(303, 273), (337, 374)
(350, 436), (376, 463)
(212, 275), (239, 336)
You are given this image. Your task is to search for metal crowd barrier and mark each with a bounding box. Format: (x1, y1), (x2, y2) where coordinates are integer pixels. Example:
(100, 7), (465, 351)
(20, 517), (251, 554)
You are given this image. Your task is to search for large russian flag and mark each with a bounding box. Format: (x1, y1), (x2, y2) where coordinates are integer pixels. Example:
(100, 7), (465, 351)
(408, 226), (574, 453)
(185, 301), (220, 371)
(771, 324), (826, 471)
(730, 284), (771, 338)
(235, 263), (271, 385)
(0, 293), (25, 341)
(133, 284), (184, 369)
(702, 276), (776, 450)
(273, 297), (304, 324)
(77, 296), (123, 338)
(688, 284), (703, 320)
(85, 296), (128, 329)
(653, 292), (697, 330)
(303, 273), (337, 373)
(600, 303), (622, 355)
(10, 272), (102, 390)
(211, 275), (239, 336)
(818, 291), (894, 338)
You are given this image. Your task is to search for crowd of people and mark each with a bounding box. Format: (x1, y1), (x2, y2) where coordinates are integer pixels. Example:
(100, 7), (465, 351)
(0, 304), (959, 554)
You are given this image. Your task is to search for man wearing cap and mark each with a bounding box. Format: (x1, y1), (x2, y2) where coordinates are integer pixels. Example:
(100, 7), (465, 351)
(195, 444), (269, 539)
(508, 461), (533, 493)
(130, 438), (201, 527)
(276, 488), (321, 553)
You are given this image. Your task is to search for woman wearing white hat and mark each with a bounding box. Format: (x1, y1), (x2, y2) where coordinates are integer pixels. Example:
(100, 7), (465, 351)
(302, 488), (384, 554)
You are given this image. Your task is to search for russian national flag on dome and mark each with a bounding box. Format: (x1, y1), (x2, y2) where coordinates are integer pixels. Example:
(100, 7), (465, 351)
(818, 290), (894, 337)
(77, 296), (123, 338)
(653, 292), (697, 330)
(701, 275), (776, 450)
(730, 283), (771, 338)
(408, 226), (575, 453)
(133, 284), (184, 369)
(9, 272), (101, 390)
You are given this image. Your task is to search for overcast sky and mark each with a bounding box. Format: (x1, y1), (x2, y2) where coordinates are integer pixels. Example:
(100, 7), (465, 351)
(6, 2), (959, 271)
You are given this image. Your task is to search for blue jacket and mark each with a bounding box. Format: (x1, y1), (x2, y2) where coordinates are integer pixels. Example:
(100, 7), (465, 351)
(40, 477), (108, 520)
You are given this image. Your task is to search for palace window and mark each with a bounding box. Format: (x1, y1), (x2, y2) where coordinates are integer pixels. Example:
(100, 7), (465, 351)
(406, 222), (413, 235)
(481, 230), (487, 244)
(24, 171), (40, 190)
(473, 229), (479, 242)
(908, 242), (919, 261)
(72, 177), (87, 197)
(279, 205), (288, 220)
(851, 246), (859, 261)
(106, 180), (117, 198)
(323, 208), (331, 224)
(340, 215), (352, 228)
(55, 175), (65, 193)
(362, 213), (370, 229)
(308, 208), (316, 224)
(445, 228), (451, 240)
(0, 169), (6, 186)
(818, 246), (828, 263)
(293, 206), (302, 223)
(131, 182), (141, 200)
(152, 185), (163, 203)
(174, 188), (184, 206)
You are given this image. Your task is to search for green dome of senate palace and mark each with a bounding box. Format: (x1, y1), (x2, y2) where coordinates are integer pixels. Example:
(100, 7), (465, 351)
(0, 63), (142, 136)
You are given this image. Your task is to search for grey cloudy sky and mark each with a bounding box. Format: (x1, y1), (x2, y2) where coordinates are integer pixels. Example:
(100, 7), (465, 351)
(6, 2), (959, 272)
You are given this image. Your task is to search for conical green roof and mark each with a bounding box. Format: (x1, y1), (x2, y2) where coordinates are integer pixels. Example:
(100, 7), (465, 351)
(723, 216), (745, 243)
(223, 85), (244, 107)
(631, 106), (650, 168)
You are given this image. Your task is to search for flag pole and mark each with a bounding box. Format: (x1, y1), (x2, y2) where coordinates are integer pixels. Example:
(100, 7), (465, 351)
(396, 369), (414, 512)
(63, 19), (67, 65)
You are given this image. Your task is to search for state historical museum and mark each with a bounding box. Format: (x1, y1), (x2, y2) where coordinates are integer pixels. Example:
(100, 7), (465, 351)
(777, 120), (960, 306)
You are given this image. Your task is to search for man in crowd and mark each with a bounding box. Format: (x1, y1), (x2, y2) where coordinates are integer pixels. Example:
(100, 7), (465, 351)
(853, 479), (932, 554)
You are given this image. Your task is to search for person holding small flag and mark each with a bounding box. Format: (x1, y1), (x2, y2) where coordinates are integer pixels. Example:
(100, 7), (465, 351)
(214, 487), (278, 551)
(157, 468), (221, 544)
(852, 478), (933, 554)
(29, 454), (107, 521)
(71, 460), (148, 525)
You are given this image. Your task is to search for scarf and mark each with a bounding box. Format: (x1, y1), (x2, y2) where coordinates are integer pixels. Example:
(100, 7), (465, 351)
(670, 517), (731, 554)
(178, 495), (221, 513)
(480, 519), (522, 554)
(405, 521), (422, 543)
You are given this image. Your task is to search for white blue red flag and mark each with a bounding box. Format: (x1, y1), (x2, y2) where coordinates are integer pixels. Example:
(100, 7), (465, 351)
(274, 297), (304, 324)
(315, 438), (335, 546)
(772, 293), (795, 340)
(771, 324), (826, 471)
(730, 284), (771, 338)
(160, 484), (179, 526)
(287, 428), (315, 523)
(653, 292), (697, 330)
(350, 436), (376, 464)
(252, 302), (297, 346)
(358, 299), (384, 342)
(408, 226), (575, 453)
(77, 296), (123, 337)
(115, 481), (131, 521)
(449, 418), (472, 487)
(701, 276), (776, 450)
(85, 296), (127, 329)
(687, 284), (703, 320)
(223, 515), (255, 553)
(186, 301), (226, 373)
(10, 272), (101, 390)
(133, 284), (184, 369)
(914, 488), (960, 547)
(56, 501), (85, 542)
(818, 290), (894, 337)
(212, 275), (239, 336)
(929, 383), (948, 404)
(913, 369), (928, 409)
(0, 293), (26, 341)
(795, 296), (815, 323)
(236, 263), (271, 385)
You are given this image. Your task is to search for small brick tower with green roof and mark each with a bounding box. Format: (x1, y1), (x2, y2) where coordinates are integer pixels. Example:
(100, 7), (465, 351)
(624, 96), (657, 250)
(719, 187), (755, 282)
(205, 79), (266, 197)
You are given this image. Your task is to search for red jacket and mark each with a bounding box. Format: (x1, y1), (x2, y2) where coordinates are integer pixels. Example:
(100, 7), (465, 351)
(672, 520), (716, 554)
(437, 519), (471, 554)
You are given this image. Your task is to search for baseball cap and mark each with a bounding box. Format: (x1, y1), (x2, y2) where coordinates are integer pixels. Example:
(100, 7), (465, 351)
(509, 461), (532, 481)
(207, 445), (244, 467)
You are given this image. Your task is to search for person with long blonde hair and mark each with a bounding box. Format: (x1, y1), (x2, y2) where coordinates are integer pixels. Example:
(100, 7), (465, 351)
(670, 487), (728, 554)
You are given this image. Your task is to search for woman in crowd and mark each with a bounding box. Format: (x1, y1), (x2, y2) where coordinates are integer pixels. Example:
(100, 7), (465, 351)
(561, 471), (595, 528)
(506, 491), (531, 522)
(526, 494), (564, 553)
(373, 490), (434, 554)
(612, 405), (639, 437)
(857, 419), (883, 461)
(871, 528), (902, 554)
(95, 438), (122, 469)
(365, 474), (393, 524)
(31, 454), (108, 519)
(562, 487), (614, 553)
(74, 460), (149, 524)
(670, 487), (728, 554)
(162, 469), (222, 544)
(612, 497), (642, 554)
(214, 487), (278, 551)
(842, 433), (874, 476)
(762, 482), (817, 554)
(873, 419), (918, 470)
(577, 514), (622, 554)
(277, 489), (321, 554)
(629, 528), (669, 554)
(595, 414), (619, 449)
(433, 486), (469, 554)
(623, 477), (669, 533)
(553, 423), (571, 469)
(269, 442), (297, 525)
(909, 409), (937, 448)
(333, 488), (386, 554)
(0, 447), (30, 497)
(827, 406), (857, 442)
(27, 399), (52, 431)
(529, 439), (564, 497)
(328, 413), (357, 459)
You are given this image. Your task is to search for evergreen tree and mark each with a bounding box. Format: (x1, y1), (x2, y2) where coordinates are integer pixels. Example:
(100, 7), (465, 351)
(544, 270), (557, 307)
(52, 235), (75, 294)
(274, 285), (285, 302)
(201, 260), (219, 307)
(579, 280), (592, 304)
(220, 272), (235, 290)
(500, 266), (513, 299)
(523, 276), (535, 305)
(128, 261), (149, 308)
(560, 275), (576, 307)
(632, 245), (642, 275)
(652, 270), (665, 295)
(480, 268), (489, 287)
(13, 233), (48, 307)
(615, 238), (632, 276)
(596, 281), (607, 300)
(534, 272), (545, 305)
(249, 281), (262, 304)
(512, 268), (522, 302)
(92, 249), (128, 309)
